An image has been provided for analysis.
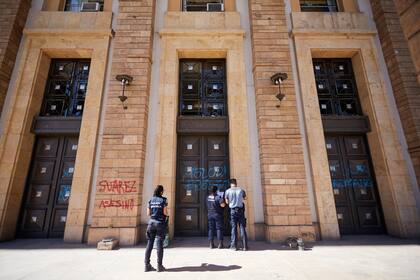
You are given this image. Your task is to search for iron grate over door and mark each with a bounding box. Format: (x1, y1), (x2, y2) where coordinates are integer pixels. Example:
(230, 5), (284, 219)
(313, 58), (363, 117)
(17, 136), (79, 238)
(179, 60), (227, 117)
(325, 135), (385, 234)
(41, 60), (90, 117)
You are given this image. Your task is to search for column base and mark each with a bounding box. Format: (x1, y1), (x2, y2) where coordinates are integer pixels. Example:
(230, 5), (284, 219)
(87, 227), (140, 246)
(264, 224), (317, 242)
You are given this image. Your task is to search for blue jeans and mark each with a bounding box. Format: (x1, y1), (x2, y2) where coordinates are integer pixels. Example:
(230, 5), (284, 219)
(208, 213), (224, 242)
(144, 219), (166, 265)
(230, 207), (247, 248)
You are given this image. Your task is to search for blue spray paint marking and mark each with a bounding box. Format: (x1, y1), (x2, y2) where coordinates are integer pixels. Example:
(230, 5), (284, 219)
(332, 178), (373, 189)
(183, 165), (229, 191)
(58, 185), (71, 202)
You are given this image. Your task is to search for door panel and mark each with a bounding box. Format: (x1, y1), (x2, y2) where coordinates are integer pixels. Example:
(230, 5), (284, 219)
(26, 184), (51, 205)
(22, 209), (46, 232)
(176, 208), (200, 231)
(51, 209), (68, 233)
(31, 161), (56, 182)
(207, 136), (227, 157)
(178, 182), (200, 204)
(179, 136), (201, 157)
(18, 136), (78, 238)
(56, 184), (71, 205)
(175, 135), (229, 236)
(326, 135), (385, 234)
(35, 138), (59, 157)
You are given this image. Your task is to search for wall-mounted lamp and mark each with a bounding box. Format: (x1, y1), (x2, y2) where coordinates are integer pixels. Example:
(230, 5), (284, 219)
(116, 74), (133, 110)
(270, 72), (288, 104)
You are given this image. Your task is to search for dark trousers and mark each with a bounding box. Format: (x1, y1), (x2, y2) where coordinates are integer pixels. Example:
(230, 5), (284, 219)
(230, 207), (248, 248)
(144, 220), (165, 266)
(208, 213), (224, 242)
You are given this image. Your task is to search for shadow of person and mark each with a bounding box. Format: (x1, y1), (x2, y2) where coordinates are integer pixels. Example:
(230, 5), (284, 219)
(166, 263), (242, 272)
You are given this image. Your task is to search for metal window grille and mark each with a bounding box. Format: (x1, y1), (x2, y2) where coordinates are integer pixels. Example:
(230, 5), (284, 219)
(300, 0), (338, 12)
(64, 0), (104, 12)
(182, 0), (224, 12)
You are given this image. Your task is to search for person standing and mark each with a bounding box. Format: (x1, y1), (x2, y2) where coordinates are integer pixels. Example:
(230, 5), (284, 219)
(225, 178), (248, 251)
(144, 185), (168, 272)
(207, 185), (226, 249)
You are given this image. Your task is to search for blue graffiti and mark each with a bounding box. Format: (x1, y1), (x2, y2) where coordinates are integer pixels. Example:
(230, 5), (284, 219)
(58, 185), (71, 202)
(355, 164), (368, 173)
(332, 178), (373, 189)
(183, 165), (229, 191)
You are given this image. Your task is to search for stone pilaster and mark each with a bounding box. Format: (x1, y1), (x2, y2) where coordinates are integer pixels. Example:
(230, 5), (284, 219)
(88, 0), (155, 245)
(0, 0), (31, 115)
(248, 0), (315, 241)
(371, 0), (420, 189)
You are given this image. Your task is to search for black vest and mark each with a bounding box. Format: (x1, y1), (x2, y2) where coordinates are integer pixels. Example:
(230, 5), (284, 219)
(207, 194), (224, 216)
(149, 196), (167, 222)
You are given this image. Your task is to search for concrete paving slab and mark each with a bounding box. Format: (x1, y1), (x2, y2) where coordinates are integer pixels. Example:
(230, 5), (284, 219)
(0, 235), (419, 280)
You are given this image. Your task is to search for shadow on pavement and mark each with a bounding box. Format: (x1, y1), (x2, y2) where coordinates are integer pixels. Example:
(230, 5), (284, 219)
(166, 263), (241, 272)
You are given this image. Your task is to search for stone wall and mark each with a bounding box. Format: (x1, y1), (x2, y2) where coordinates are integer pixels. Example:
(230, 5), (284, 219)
(88, 0), (155, 245)
(393, 0), (420, 84)
(0, 0), (31, 115)
(371, 0), (420, 188)
(248, 0), (315, 241)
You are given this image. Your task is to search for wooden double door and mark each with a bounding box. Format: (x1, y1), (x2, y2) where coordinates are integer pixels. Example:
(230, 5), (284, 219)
(17, 136), (78, 238)
(175, 135), (230, 236)
(325, 134), (385, 234)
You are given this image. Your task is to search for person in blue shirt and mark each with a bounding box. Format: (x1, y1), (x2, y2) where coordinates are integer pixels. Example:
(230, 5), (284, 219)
(144, 185), (168, 272)
(207, 185), (226, 249)
(225, 178), (248, 251)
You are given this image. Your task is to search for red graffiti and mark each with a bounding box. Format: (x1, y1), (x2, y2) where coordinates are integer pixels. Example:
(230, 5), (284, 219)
(99, 199), (135, 210)
(98, 180), (137, 194)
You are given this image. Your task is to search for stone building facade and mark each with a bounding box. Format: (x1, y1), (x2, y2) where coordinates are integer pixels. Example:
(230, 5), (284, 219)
(0, 0), (419, 245)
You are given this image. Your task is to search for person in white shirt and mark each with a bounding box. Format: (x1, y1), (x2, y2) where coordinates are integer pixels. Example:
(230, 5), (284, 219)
(225, 178), (248, 251)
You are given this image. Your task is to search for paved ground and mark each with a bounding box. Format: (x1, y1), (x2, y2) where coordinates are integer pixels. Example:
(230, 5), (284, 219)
(0, 235), (419, 280)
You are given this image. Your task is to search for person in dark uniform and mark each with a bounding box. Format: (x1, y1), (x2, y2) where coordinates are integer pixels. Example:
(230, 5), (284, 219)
(144, 185), (168, 272)
(225, 178), (248, 251)
(207, 185), (226, 249)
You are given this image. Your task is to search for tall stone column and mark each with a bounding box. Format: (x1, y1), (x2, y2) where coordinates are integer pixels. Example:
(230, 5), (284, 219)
(371, 0), (420, 189)
(88, 0), (155, 245)
(0, 0), (31, 115)
(248, 0), (316, 241)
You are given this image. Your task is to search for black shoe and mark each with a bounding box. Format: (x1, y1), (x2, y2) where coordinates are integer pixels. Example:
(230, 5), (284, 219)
(157, 265), (165, 272)
(218, 242), (224, 249)
(210, 241), (215, 249)
(144, 264), (155, 272)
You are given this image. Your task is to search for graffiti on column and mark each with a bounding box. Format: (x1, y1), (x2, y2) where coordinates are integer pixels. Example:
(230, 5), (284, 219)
(99, 199), (135, 210)
(98, 180), (137, 211)
(98, 180), (137, 193)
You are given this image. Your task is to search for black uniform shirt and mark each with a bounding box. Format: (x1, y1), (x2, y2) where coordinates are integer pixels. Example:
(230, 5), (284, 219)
(207, 194), (224, 216)
(148, 196), (168, 222)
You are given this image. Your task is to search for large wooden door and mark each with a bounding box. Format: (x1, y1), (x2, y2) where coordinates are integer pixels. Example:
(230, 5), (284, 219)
(326, 135), (385, 234)
(17, 136), (78, 238)
(175, 135), (229, 236)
